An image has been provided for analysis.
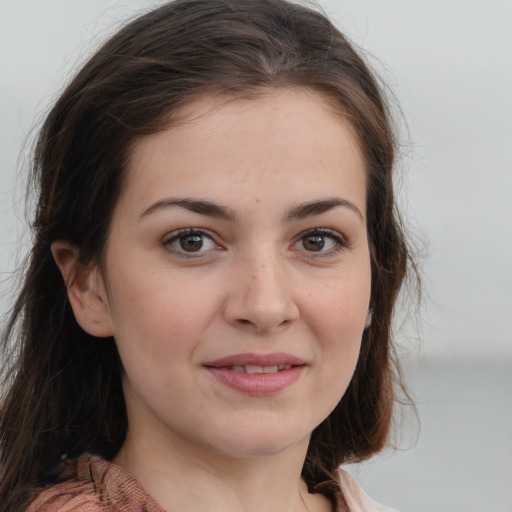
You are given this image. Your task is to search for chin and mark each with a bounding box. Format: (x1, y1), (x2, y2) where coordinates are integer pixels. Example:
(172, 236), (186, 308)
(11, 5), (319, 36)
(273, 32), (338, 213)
(205, 423), (311, 459)
(216, 439), (303, 459)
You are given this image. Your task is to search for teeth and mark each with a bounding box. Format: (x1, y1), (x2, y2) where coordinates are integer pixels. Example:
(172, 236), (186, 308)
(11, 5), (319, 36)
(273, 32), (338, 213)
(231, 364), (292, 374)
(245, 365), (264, 374)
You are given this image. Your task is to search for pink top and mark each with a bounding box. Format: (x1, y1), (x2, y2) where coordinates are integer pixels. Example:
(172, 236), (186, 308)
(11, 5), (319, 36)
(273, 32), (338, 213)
(28, 454), (396, 512)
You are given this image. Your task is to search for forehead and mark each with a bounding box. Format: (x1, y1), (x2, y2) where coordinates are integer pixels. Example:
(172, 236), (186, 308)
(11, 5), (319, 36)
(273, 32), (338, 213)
(128, 87), (363, 160)
(120, 88), (366, 215)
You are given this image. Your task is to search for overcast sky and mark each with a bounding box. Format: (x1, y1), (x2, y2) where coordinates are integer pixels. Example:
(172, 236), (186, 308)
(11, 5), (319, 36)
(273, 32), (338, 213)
(1, 0), (511, 359)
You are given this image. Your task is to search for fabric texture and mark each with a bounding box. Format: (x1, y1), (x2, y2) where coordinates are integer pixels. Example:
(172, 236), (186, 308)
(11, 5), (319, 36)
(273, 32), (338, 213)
(28, 454), (396, 512)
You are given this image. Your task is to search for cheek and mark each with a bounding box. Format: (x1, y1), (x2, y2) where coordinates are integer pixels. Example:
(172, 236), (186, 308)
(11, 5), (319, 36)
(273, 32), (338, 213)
(304, 272), (370, 388)
(106, 268), (221, 369)
(306, 273), (371, 337)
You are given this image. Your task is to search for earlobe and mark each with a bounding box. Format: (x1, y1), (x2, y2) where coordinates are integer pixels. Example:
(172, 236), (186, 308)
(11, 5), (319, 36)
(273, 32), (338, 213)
(51, 241), (114, 338)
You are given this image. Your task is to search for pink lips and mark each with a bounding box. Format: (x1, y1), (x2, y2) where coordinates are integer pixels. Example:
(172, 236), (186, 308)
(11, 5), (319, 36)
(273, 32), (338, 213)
(203, 353), (306, 395)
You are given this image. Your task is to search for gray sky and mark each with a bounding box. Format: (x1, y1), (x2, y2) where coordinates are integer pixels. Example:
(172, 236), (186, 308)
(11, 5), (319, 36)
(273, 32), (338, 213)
(1, 0), (511, 359)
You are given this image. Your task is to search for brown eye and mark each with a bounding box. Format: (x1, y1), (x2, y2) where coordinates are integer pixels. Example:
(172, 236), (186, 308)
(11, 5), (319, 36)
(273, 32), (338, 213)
(293, 229), (347, 255)
(180, 234), (203, 252)
(164, 229), (217, 255)
(302, 235), (325, 251)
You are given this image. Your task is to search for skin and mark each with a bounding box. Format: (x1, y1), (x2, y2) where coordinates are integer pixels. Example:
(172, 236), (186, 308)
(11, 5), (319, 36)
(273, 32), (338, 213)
(53, 88), (371, 512)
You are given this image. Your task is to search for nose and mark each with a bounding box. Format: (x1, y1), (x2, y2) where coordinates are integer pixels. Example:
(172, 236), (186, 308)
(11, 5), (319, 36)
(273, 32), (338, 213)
(222, 253), (300, 333)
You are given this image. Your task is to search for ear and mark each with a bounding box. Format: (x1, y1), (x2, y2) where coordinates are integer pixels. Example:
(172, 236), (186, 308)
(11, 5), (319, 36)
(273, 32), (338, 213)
(51, 240), (113, 338)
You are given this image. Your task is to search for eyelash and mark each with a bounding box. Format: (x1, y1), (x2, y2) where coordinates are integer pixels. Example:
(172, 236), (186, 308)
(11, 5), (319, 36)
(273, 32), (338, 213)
(162, 228), (349, 259)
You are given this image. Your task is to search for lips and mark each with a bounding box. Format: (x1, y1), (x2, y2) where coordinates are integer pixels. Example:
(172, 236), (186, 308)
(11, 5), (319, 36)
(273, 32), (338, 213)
(203, 353), (305, 395)
(204, 352), (305, 368)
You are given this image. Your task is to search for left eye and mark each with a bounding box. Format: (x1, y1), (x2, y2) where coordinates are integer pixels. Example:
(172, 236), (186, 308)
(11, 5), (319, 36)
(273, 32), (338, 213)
(293, 230), (346, 253)
(163, 229), (217, 254)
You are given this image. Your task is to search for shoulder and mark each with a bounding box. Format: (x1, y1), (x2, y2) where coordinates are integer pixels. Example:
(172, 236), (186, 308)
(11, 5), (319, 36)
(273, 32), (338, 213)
(27, 454), (165, 512)
(337, 469), (398, 512)
(27, 454), (102, 512)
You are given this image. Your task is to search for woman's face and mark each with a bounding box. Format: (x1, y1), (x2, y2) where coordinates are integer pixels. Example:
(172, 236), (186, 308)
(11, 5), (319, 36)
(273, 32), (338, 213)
(100, 89), (371, 460)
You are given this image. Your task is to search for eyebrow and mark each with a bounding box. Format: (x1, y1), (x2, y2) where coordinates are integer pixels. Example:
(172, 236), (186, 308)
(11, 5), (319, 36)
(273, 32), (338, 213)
(140, 198), (236, 221)
(286, 197), (364, 222)
(139, 196), (363, 222)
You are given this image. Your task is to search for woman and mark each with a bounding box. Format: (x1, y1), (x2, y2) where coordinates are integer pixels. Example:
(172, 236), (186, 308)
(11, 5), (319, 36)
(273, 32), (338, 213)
(0, 1), (415, 511)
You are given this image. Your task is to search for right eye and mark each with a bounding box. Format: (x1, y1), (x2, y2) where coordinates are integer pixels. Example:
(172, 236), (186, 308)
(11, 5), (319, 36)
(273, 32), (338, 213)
(163, 229), (218, 256)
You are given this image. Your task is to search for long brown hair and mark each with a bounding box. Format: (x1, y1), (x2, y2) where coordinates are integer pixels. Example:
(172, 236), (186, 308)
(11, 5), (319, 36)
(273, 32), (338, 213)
(0, 0), (416, 510)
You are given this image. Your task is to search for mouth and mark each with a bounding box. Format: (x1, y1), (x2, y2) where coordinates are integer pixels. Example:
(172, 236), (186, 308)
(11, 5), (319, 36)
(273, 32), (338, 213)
(230, 364), (293, 374)
(203, 353), (306, 395)
(203, 352), (305, 369)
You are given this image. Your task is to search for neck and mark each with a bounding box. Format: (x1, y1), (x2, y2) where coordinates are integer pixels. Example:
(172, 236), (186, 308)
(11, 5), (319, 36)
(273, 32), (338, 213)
(113, 428), (331, 512)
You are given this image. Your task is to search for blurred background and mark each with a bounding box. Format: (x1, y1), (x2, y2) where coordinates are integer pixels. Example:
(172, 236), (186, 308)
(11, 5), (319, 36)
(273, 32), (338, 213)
(1, 1), (511, 510)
